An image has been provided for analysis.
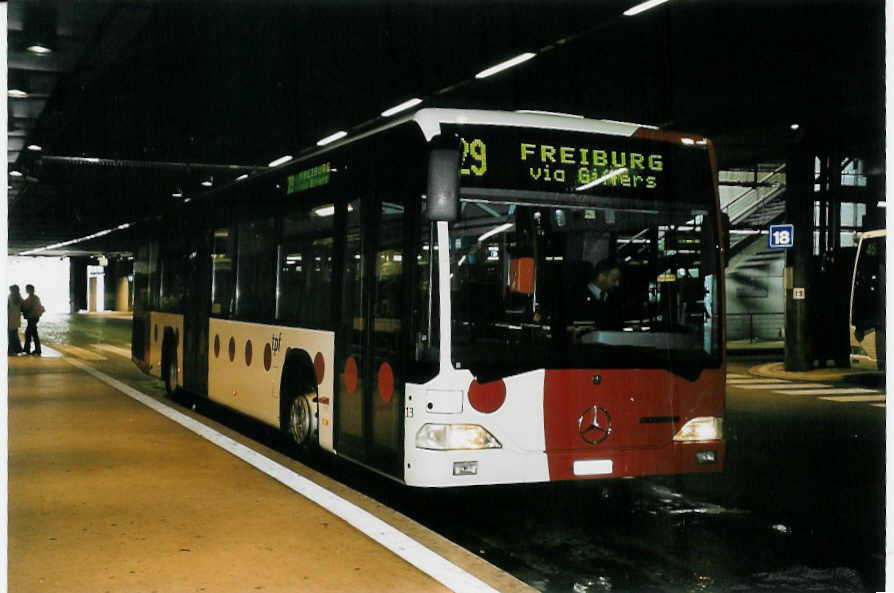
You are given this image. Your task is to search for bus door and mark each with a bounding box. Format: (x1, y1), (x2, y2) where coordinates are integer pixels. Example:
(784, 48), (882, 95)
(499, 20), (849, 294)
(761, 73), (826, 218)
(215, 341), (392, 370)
(336, 195), (407, 477)
(367, 196), (407, 476)
(183, 231), (211, 394)
(337, 197), (370, 461)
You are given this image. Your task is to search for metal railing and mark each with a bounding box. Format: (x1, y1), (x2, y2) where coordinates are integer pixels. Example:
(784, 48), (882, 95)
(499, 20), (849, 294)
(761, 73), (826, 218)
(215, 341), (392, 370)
(726, 312), (784, 343)
(721, 164), (787, 225)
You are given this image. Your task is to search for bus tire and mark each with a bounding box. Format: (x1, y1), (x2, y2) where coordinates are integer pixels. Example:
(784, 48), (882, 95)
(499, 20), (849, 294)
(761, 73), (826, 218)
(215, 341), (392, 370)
(162, 337), (179, 396)
(286, 391), (316, 448)
(280, 349), (319, 450)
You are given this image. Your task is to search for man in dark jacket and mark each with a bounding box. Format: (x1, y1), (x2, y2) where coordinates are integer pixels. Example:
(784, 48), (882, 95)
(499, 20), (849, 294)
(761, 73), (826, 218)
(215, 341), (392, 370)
(578, 258), (623, 329)
(21, 284), (44, 356)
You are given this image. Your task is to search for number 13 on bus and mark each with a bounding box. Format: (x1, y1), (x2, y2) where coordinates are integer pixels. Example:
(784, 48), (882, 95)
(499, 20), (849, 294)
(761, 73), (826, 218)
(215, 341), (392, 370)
(132, 109), (725, 487)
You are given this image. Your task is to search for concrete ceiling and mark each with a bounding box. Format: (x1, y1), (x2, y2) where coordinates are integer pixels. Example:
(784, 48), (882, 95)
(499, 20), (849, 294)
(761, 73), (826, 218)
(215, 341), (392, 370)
(7, 0), (885, 256)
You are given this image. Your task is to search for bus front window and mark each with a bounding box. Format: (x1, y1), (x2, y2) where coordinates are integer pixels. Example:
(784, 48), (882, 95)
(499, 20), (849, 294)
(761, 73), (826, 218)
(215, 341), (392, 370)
(449, 199), (721, 379)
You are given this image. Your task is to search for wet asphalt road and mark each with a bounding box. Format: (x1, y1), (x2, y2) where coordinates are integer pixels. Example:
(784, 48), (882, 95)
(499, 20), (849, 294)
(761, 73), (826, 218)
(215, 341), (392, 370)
(34, 315), (887, 593)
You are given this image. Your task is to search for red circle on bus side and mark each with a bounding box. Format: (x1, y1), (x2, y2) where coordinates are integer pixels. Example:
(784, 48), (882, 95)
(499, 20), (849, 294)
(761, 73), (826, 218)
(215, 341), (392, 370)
(264, 343), (272, 372)
(468, 379), (506, 413)
(378, 362), (394, 403)
(344, 356), (358, 394)
(245, 340), (253, 367)
(214, 335), (220, 358)
(314, 352), (325, 385)
(228, 337), (236, 362)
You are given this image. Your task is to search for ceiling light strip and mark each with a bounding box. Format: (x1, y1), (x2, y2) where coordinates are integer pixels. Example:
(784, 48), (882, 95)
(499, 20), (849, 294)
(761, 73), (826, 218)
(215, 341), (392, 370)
(475, 52), (536, 79)
(20, 222), (135, 255)
(317, 130), (348, 146)
(623, 0), (671, 16)
(381, 98), (423, 118)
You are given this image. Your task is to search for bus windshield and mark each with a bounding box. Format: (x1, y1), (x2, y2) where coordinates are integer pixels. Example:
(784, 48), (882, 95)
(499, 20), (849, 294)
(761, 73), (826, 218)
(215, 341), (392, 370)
(448, 196), (721, 381)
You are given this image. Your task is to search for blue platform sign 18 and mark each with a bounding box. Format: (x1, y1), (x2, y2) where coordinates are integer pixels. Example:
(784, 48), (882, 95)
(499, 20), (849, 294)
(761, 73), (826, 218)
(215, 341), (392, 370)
(769, 224), (794, 249)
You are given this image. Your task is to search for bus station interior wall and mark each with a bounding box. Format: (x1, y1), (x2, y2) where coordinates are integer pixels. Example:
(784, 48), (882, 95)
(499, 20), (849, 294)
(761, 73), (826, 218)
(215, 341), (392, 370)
(7, 256), (71, 314)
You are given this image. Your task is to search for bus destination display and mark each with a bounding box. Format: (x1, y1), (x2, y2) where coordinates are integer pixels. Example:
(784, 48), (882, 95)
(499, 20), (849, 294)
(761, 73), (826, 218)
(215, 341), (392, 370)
(444, 124), (710, 203)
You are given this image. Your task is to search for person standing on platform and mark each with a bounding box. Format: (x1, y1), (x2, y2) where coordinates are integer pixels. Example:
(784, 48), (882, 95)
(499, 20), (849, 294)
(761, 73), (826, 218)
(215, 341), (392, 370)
(8, 285), (23, 355)
(21, 284), (45, 356)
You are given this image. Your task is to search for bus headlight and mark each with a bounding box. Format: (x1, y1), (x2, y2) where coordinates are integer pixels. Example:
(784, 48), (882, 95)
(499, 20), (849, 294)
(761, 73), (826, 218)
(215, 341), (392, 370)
(673, 417), (723, 442)
(415, 423), (502, 450)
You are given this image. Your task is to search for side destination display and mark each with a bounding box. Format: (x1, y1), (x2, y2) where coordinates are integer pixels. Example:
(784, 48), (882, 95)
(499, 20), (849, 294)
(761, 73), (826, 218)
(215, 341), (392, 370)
(443, 124), (714, 205)
(287, 162), (331, 195)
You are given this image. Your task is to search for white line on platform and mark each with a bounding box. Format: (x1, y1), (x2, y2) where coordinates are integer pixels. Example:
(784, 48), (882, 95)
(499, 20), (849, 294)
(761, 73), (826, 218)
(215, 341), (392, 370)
(870, 403), (886, 408)
(726, 373), (749, 379)
(818, 395), (886, 403)
(778, 387), (881, 396)
(94, 344), (133, 358)
(736, 383), (830, 390)
(64, 358), (502, 593)
(727, 378), (790, 384)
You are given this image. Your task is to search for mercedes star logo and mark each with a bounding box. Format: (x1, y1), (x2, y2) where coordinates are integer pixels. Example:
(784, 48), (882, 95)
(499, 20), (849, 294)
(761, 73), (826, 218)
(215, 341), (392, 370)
(578, 405), (612, 445)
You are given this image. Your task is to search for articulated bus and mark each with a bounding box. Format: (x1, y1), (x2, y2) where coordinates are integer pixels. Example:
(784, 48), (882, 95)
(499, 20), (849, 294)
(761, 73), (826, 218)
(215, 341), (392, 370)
(132, 108), (726, 487)
(850, 229), (886, 371)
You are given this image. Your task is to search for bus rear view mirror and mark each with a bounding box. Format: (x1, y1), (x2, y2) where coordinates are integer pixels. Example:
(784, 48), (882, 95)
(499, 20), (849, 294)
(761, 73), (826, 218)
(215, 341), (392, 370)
(425, 148), (460, 221)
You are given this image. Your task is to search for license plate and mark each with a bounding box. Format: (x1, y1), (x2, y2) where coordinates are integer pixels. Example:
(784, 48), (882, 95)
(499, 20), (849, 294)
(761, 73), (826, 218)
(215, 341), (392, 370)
(573, 459), (613, 476)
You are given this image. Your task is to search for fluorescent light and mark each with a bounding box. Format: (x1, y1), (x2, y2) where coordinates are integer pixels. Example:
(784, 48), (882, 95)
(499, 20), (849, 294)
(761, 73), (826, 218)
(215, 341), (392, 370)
(8, 89), (28, 98)
(9, 170), (23, 177)
(20, 220), (134, 255)
(317, 131), (347, 146)
(576, 167), (628, 191)
(172, 191), (183, 198)
(381, 98), (422, 118)
(27, 44), (53, 55)
(477, 222), (514, 243)
(681, 138), (695, 145)
(623, 0), (671, 16)
(790, 123), (800, 131)
(314, 205), (336, 217)
(236, 174), (249, 181)
(878, 201), (886, 208)
(475, 52), (536, 79)
(201, 179), (213, 187)
(268, 155), (292, 167)
(27, 144), (42, 151)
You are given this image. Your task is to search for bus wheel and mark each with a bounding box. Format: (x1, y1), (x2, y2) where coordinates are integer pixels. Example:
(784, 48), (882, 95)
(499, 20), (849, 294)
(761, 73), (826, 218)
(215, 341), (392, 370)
(163, 342), (178, 396)
(287, 392), (316, 448)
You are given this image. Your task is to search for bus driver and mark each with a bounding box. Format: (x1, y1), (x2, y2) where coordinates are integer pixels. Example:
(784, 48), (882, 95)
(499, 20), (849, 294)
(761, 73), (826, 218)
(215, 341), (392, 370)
(578, 258), (623, 329)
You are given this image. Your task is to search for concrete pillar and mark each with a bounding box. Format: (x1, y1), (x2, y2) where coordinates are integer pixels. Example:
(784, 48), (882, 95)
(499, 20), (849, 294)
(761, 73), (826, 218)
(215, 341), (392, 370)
(116, 276), (130, 312)
(69, 256), (89, 313)
(88, 277), (98, 312)
(784, 143), (814, 371)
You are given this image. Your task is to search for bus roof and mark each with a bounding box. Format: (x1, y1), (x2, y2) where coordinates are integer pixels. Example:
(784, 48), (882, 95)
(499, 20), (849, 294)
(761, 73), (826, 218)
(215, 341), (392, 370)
(408, 108), (653, 141)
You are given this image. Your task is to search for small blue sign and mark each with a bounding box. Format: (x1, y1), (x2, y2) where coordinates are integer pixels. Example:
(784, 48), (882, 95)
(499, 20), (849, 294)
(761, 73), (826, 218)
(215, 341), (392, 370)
(768, 224), (794, 249)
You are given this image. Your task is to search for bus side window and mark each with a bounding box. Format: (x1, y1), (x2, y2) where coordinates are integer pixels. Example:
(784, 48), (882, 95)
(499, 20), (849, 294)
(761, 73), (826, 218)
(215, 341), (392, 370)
(236, 218), (276, 320)
(147, 241), (161, 310)
(133, 244), (149, 314)
(211, 227), (235, 317)
(277, 209), (335, 328)
(160, 250), (186, 312)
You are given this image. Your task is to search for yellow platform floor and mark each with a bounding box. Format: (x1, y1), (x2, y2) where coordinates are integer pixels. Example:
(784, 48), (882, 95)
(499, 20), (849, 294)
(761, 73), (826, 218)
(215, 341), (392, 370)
(8, 351), (533, 593)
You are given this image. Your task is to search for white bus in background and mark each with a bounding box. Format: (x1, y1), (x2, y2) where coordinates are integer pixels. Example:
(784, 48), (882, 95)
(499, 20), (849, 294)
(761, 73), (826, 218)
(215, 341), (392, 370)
(849, 229), (886, 370)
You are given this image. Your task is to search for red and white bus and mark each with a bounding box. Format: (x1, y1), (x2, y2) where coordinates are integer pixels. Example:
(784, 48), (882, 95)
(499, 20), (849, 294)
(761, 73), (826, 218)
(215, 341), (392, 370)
(132, 108), (726, 487)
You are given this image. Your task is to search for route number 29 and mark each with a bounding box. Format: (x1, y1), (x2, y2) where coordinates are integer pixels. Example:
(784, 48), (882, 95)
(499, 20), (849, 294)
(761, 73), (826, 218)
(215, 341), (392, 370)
(460, 138), (487, 177)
